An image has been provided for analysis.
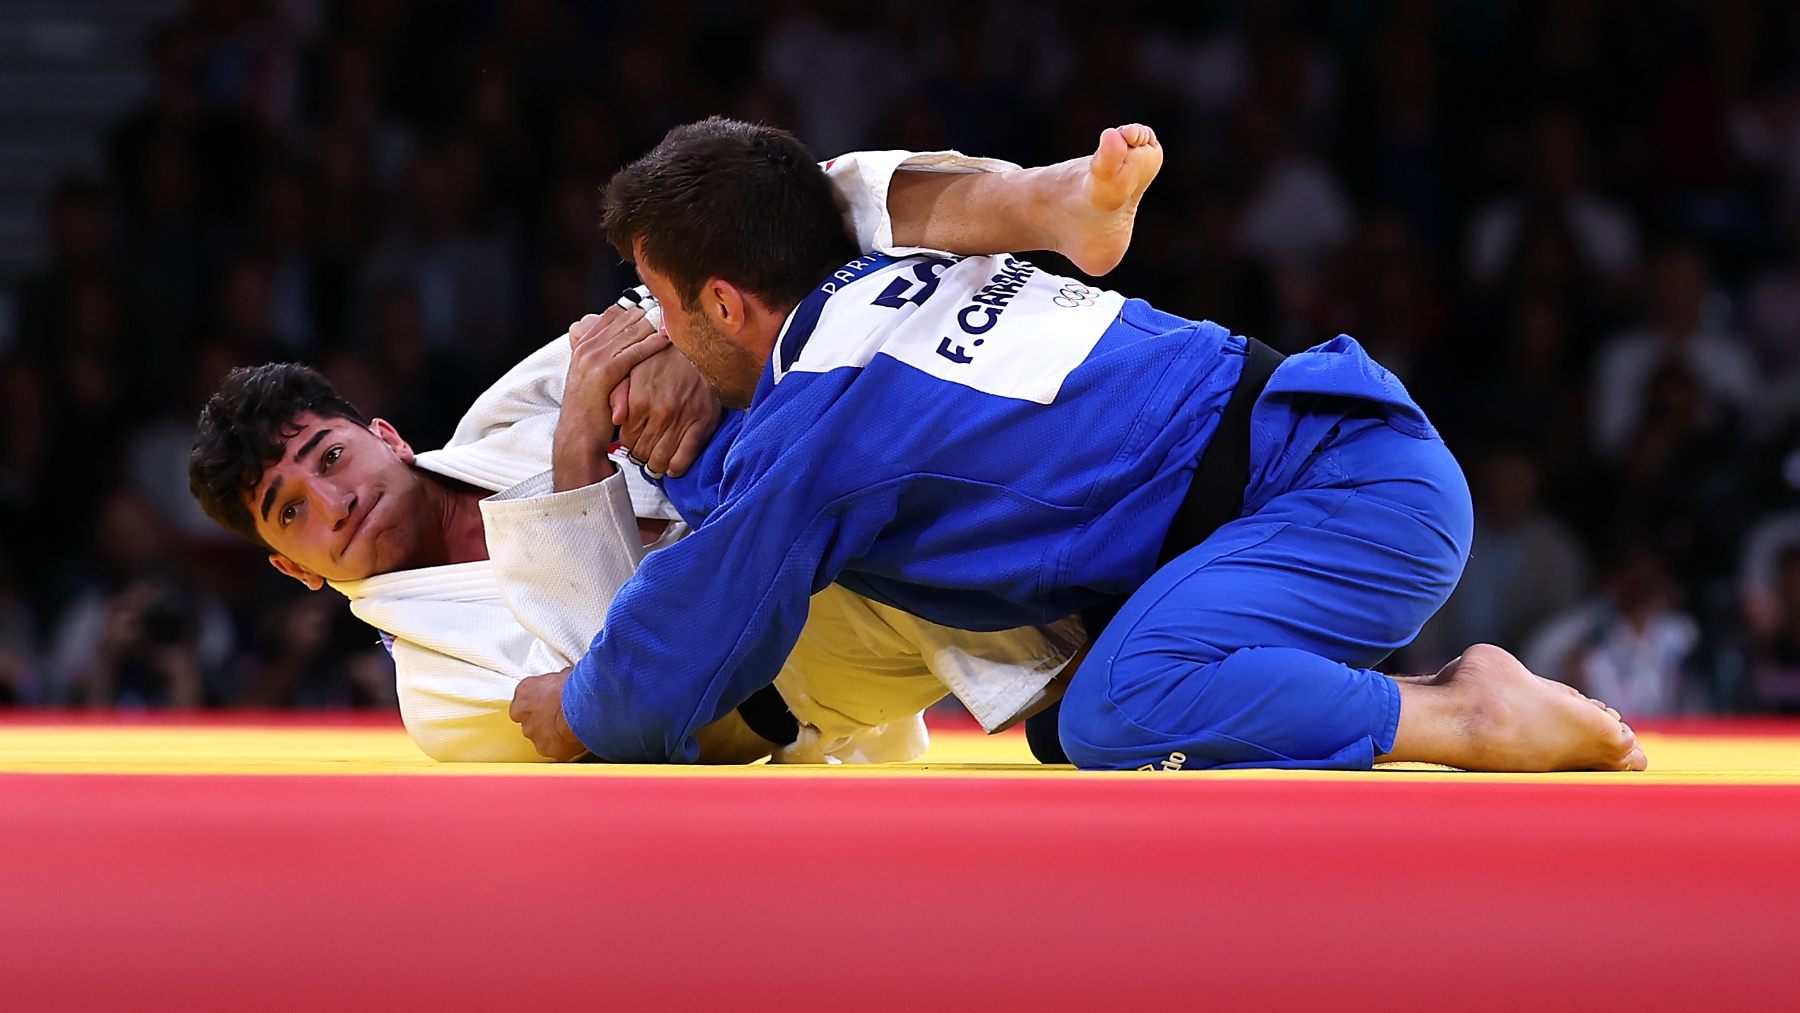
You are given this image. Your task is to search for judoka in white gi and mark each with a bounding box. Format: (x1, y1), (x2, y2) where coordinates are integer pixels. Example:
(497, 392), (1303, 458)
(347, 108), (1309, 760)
(188, 142), (1150, 762)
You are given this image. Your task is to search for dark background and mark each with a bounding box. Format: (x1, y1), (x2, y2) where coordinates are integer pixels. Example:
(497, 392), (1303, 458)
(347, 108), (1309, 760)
(3, 0), (1800, 716)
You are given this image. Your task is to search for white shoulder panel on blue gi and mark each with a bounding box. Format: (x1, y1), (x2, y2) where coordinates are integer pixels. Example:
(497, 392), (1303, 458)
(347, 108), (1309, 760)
(773, 253), (1126, 405)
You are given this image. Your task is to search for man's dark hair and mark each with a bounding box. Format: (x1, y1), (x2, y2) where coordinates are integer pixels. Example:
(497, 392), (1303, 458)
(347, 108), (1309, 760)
(601, 117), (858, 311)
(188, 363), (369, 549)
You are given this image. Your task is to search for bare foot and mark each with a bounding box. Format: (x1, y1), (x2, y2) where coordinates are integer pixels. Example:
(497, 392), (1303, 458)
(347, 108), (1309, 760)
(1383, 644), (1648, 772)
(1042, 124), (1164, 276)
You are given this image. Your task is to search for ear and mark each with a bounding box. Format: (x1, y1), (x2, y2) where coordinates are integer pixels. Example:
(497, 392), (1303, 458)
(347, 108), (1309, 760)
(368, 418), (416, 464)
(703, 278), (753, 336)
(269, 554), (326, 592)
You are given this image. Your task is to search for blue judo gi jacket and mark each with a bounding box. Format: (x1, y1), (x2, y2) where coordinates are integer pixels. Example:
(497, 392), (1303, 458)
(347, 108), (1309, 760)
(563, 253), (1435, 762)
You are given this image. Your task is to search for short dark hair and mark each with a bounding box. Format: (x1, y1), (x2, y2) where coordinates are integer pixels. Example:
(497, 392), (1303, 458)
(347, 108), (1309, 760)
(601, 117), (857, 312)
(188, 363), (369, 549)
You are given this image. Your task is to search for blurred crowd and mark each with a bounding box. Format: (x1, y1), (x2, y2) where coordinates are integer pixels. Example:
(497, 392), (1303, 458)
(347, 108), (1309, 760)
(4, 0), (1800, 716)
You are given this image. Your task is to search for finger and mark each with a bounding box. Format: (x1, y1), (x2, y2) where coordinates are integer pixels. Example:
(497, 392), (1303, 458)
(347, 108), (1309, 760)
(642, 405), (687, 476)
(508, 681), (530, 723)
(619, 366), (656, 450)
(568, 312), (608, 345)
(610, 328), (669, 362)
(665, 410), (720, 478)
(588, 305), (652, 350)
(610, 376), (631, 426)
(619, 408), (649, 455)
(585, 330), (668, 397)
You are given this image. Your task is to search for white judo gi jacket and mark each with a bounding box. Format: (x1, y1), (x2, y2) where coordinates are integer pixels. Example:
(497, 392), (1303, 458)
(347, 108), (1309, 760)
(331, 150), (1085, 763)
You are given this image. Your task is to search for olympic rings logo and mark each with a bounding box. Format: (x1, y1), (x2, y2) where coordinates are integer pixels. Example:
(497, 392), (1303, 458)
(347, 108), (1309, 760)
(1053, 283), (1099, 308)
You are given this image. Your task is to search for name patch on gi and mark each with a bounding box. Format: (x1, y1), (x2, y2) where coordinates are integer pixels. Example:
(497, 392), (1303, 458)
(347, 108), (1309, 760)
(776, 254), (1125, 404)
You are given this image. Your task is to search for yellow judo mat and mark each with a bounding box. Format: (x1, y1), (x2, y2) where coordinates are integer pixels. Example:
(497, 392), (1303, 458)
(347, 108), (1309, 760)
(3, 720), (1799, 783)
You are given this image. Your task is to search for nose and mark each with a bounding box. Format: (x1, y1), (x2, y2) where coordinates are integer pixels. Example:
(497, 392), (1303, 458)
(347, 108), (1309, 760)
(305, 476), (356, 529)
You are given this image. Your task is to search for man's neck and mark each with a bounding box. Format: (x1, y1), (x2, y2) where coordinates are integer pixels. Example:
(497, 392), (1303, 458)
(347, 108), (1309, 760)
(420, 471), (490, 566)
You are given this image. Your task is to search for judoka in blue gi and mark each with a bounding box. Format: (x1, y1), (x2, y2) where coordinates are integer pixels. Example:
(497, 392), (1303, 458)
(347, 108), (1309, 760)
(510, 119), (1647, 774)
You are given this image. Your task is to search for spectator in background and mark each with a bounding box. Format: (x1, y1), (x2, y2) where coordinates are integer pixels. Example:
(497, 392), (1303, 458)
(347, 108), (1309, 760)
(1466, 111), (1640, 302)
(1463, 292), (1587, 476)
(1590, 246), (1756, 462)
(1524, 545), (1699, 718)
(761, 4), (911, 158)
(611, 31), (703, 155)
(311, 124), (379, 267)
(355, 288), (472, 452)
(551, 98), (622, 182)
(240, 592), (395, 709)
(0, 357), (49, 525)
(1313, 213), (1440, 382)
(915, 9), (1027, 158)
(255, 165), (347, 356)
(1745, 208), (1800, 427)
(1611, 359), (1748, 586)
(125, 343), (242, 545)
(47, 489), (235, 708)
(31, 279), (139, 546)
(1729, 77), (1800, 229)
(1152, 181), (1278, 345)
(15, 179), (119, 360)
(0, 548), (38, 705)
(1234, 95), (1356, 270)
(311, 38), (415, 195)
(354, 139), (522, 377)
(463, 49), (538, 221)
(117, 133), (207, 393)
(534, 175), (626, 331)
(111, 22), (268, 232)
(1745, 544), (1800, 711)
(1409, 444), (1589, 671)
(212, 255), (280, 358)
(1353, 24), (1454, 252)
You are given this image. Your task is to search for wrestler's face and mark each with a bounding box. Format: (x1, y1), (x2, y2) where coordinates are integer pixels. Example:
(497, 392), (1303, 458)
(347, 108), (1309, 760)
(245, 411), (434, 588)
(633, 249), (770, 410)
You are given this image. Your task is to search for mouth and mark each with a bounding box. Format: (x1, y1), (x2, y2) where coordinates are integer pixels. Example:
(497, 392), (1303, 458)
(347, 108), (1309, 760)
(339, 492), (382, 559)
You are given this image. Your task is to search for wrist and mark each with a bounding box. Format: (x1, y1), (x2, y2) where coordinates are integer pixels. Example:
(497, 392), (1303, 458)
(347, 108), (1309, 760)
(551, 427), (618, 491)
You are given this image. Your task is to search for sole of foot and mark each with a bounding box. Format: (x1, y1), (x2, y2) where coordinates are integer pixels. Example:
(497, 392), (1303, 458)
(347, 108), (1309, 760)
(1056, 124), (1164, 276)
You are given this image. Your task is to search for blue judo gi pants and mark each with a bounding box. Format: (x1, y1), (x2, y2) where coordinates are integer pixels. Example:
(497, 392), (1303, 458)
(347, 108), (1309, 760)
(1057, 413), (1474, 771)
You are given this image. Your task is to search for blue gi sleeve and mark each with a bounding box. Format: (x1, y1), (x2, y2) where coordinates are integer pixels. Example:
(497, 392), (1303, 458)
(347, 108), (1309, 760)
(559, 469), (892, 764)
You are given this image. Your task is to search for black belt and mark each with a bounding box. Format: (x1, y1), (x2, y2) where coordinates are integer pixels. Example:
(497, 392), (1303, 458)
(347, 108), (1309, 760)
(1028, 337), (1287, 763)
(737, 683), (800, 746)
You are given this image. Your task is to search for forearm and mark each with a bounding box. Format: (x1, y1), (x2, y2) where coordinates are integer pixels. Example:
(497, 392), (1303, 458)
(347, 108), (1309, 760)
(562, 507), (824, 763)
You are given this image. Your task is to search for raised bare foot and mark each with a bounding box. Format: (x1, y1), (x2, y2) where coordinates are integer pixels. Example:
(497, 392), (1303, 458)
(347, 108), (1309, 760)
(1385, 644), (1648, 772)
(1044, 124), (1164, 276)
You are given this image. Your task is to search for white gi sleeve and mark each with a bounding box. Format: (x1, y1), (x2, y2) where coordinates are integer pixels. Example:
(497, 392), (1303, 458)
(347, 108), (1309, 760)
(480, 468), (646, 668)
(392, 639), (550, 763)
(823, 149), (1023, 257)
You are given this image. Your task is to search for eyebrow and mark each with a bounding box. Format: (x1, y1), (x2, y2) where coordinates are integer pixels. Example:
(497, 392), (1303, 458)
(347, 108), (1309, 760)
(259, 476), (283, 523)
(293, 428), (331, 464)
(259, 428), (333, 522)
